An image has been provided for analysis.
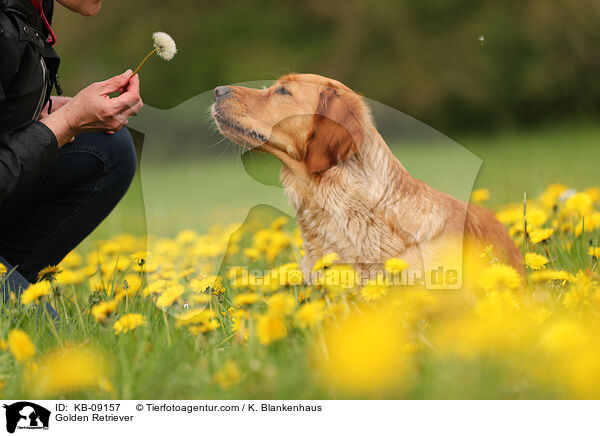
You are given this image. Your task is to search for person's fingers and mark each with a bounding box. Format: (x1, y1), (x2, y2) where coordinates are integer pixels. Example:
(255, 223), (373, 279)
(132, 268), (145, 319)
(121, 99), (144, 117)
(115, 74), (140, 105)
(110, 98), (143, 119)
(111, 75), (143, 116)
(98, 70), (133, 94)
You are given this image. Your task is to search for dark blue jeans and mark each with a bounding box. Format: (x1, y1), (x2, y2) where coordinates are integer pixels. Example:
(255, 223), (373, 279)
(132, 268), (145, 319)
(0, 129), (137, 303)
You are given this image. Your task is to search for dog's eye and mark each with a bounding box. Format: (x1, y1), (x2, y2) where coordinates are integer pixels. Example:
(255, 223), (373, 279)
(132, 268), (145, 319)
(275, 86), (292, 96)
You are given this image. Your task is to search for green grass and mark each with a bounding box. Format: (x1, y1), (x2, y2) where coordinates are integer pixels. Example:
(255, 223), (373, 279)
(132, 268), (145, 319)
(1, 122), (599, 400)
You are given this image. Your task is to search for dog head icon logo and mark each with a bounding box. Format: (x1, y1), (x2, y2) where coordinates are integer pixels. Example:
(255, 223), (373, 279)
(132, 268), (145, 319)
(3, 402), (50, 433)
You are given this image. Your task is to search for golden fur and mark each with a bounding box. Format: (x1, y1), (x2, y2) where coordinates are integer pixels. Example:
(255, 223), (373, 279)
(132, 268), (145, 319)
(212, 74), (523, 283)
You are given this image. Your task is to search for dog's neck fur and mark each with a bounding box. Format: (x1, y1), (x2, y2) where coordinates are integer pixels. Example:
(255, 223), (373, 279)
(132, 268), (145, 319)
(279, 126), (450, 273)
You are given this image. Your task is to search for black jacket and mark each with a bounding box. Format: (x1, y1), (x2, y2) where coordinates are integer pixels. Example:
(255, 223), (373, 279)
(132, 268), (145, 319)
(0, 0), (60, 201)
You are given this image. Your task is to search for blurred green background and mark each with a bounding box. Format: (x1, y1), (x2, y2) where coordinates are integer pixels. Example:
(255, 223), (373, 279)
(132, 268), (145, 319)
(53, 0), (600, 134)
(49, 0), (600, 241)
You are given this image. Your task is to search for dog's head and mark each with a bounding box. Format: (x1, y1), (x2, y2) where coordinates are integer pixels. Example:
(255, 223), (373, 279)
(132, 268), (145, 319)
(211, 74), (370, 175)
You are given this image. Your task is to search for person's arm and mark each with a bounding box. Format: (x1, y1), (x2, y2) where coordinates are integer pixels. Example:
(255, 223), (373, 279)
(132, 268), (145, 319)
(0, 71), (142, 201)
(0, 123), (59, 200)
(56, 0), (103, 17)
(0, 13), (59, 200)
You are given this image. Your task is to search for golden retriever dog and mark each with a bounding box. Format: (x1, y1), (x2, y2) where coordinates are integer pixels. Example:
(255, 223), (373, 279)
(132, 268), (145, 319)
(212, 74), (523, 286)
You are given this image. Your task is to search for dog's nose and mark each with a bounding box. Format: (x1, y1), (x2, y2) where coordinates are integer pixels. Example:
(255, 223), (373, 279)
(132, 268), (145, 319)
(214, 86), (231, 100)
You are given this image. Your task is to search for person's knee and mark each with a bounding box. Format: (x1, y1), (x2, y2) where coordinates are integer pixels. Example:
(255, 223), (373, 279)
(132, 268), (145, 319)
(102, 129), (138, 194)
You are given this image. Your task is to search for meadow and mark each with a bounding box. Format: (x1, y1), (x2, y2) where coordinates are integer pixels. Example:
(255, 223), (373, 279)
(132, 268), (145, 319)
(1, 122), (599, 399)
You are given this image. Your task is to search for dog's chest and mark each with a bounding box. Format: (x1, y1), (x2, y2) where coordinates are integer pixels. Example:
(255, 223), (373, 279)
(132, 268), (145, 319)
(295, 192), (405, 266)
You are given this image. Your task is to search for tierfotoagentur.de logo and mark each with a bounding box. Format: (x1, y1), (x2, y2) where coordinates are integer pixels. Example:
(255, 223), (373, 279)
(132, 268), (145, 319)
(2, 402), (50, 434)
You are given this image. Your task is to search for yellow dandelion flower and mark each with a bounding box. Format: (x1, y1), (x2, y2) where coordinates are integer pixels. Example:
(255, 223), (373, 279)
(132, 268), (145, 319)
(61, 250), (83, 269)
(539, 183), (568, 208)
(131, 250), (152, 265)
(188, 293), (212, 305)
(7, 329), (35, 363)
(293, 227), (303, 249)
(477, 264), (522, 293)
(525, 252), (549, 270)
(113, 313), (146, 335)
(312, 253), (339, 271)
(144, 280), (168, 297)
(267, 292), (296, 316)
(584, 187), (600, 203)
(295, 301), (325, 328)
(233, 293), (262, 306)
(265, 231), (290, 262)
(0, 263), (7, 276)
(561, 271), (593, 310)
(252, 228), (272, 252)
(564, 192), (593, 217)
(156, 283), (185, 308)
(117, 274), (143, 296)
(176, 229), (198, 245)
(256, 314), (287, 345)
(384, 257), (408, 273)
(32, 347), (107, 397)
(480, 244), (494, 259)
(588, 247), (600, 258)
(213, 359), (241, 390)
(175, 308), (217, 327)
(91, 299), (119, 323)
(525, 206), (548, 227)
(529, 269), (573, 283)
(20, 281), (52, 305)
(244, 247), (260, 262)
(470, 188), (490, 204)
(314, 264), (358, 296)
(496, 206), (523, 225)
(188, 319), (220, 334)
(37, 265), (61, 282)
(270, 216), (288, 231)
(189, 275), (220, 293)
(55, 269), (86, 286)
(360, 278), (389, 301)
(529, 227), (554, 244)
(315, 309), (413, 396)
(99, 257), (130, 275)
(98, 240), (120, 256)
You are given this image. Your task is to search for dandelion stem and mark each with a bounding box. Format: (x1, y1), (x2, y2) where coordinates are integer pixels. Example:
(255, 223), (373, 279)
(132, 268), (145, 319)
(132, 48), (157, 76)
(71, 288), (88, 337)
(43, 300), (64, 348)
(162, 310), (171, 346)
(59, 293), (68, 324)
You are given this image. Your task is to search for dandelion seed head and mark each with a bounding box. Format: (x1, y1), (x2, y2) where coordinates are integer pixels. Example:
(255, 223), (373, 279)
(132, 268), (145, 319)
(152, 31), (177, 61)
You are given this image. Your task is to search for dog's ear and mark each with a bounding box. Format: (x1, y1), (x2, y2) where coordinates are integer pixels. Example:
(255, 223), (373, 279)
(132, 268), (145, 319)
(303, 86), (365, 175)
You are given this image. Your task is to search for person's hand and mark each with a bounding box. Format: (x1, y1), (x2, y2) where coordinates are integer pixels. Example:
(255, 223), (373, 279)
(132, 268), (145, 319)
(64, 70), (143, 134)
(40, 70), (143, 147)
(38, 96), (73, 121)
